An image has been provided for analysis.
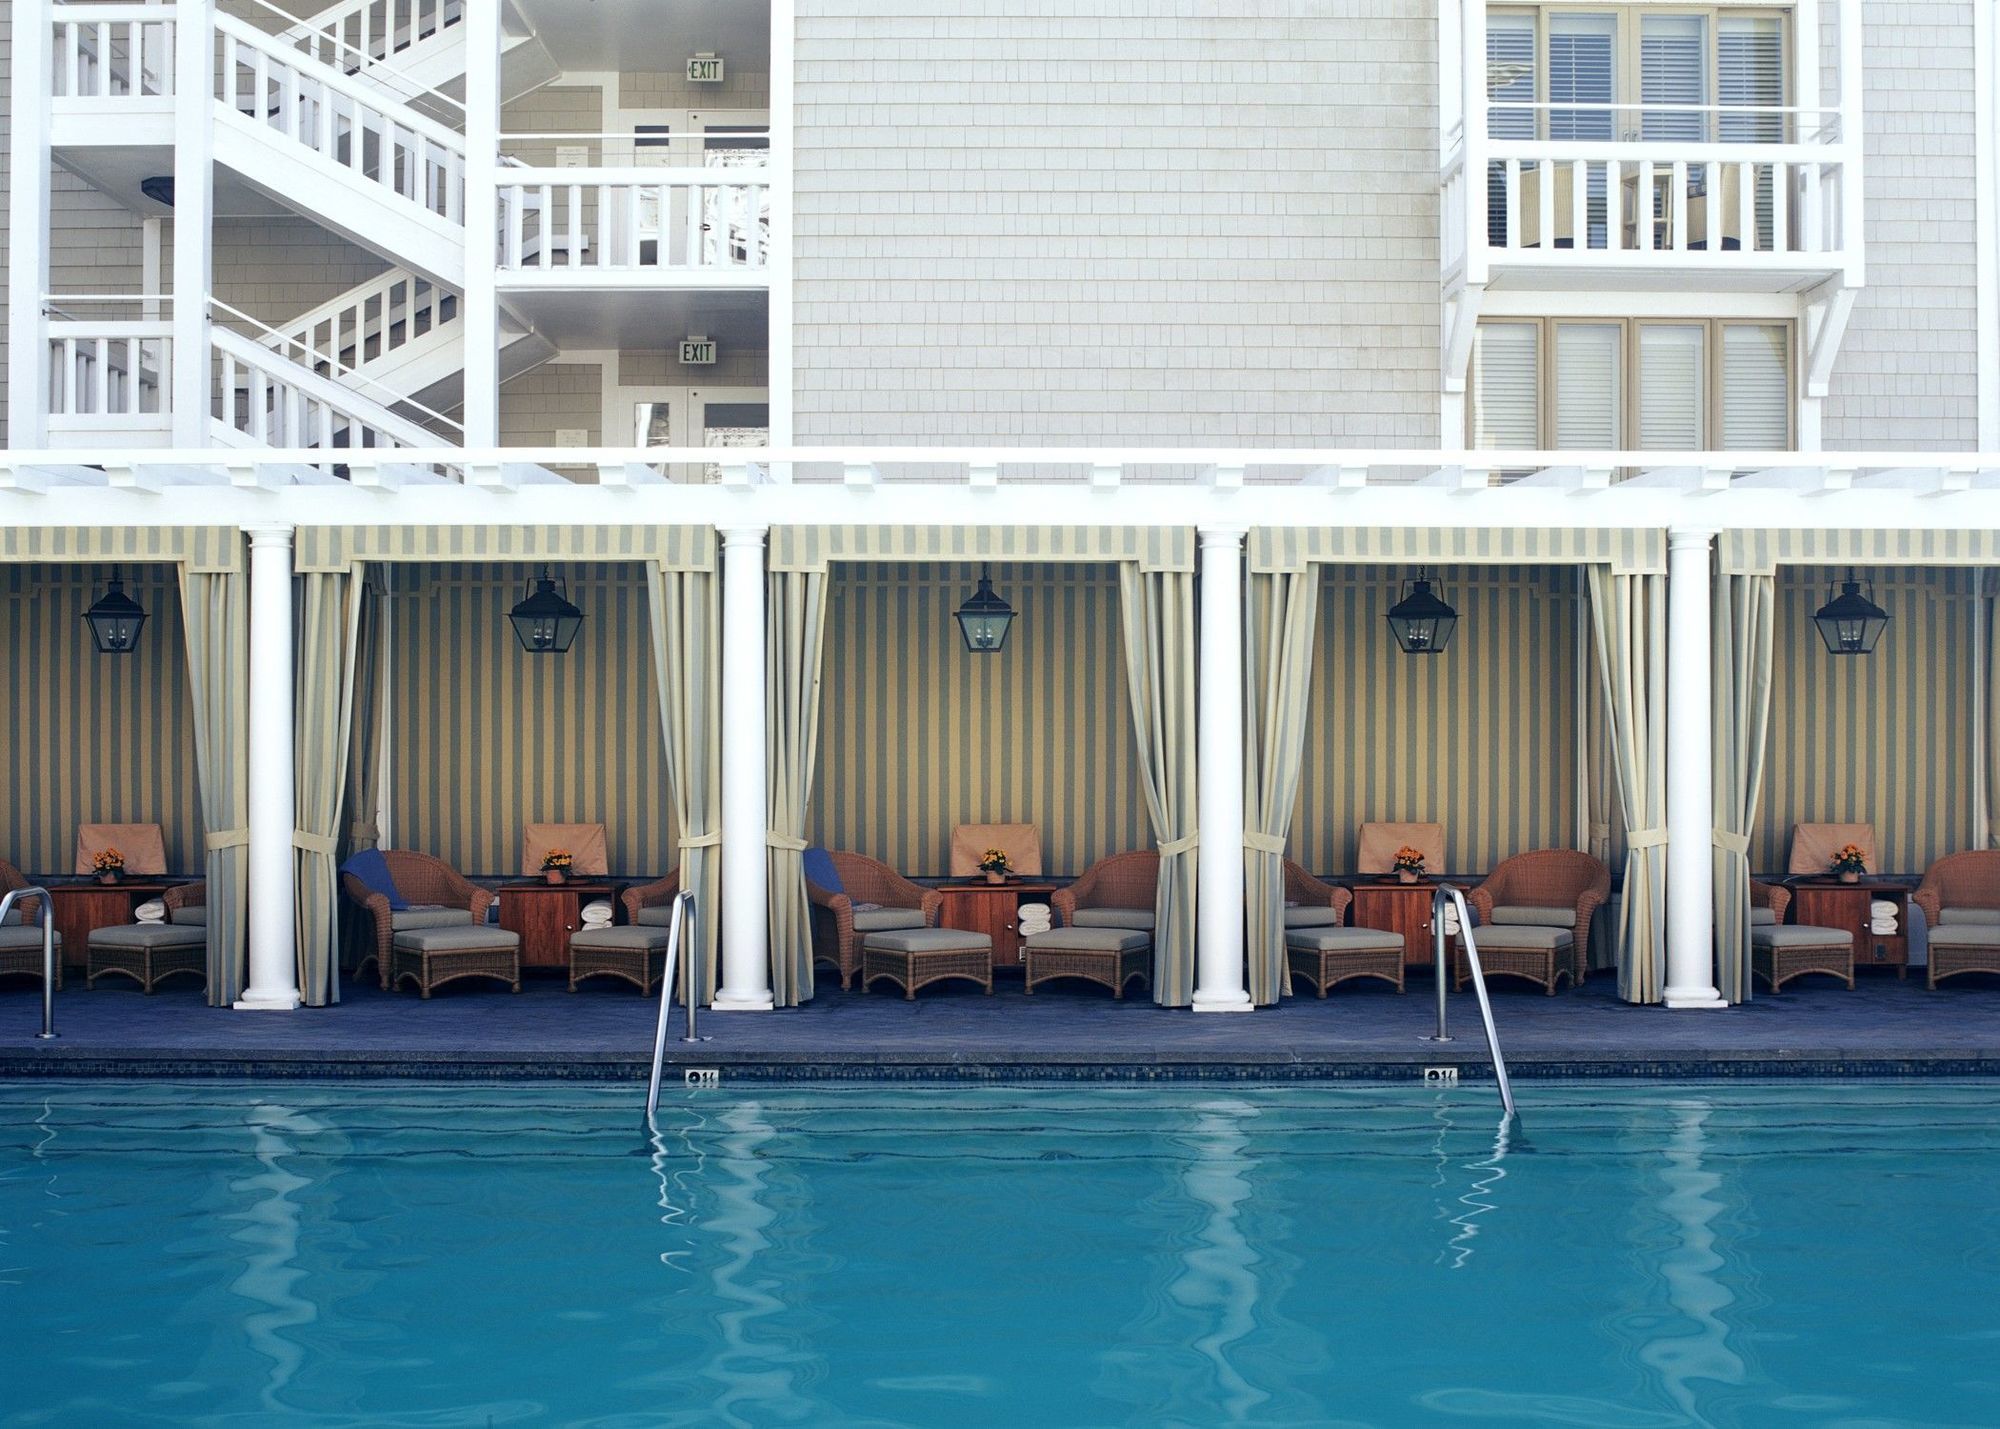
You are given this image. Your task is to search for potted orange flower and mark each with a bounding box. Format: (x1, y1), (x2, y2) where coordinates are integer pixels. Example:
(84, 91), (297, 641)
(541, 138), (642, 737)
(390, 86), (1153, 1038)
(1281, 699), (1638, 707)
(92, 848), (126, 885)
(541, 849), (574, 885)
(978, 847), (1012, 885)
(1391, 846), (1427, 885)
(1830, 843), (1866, 885)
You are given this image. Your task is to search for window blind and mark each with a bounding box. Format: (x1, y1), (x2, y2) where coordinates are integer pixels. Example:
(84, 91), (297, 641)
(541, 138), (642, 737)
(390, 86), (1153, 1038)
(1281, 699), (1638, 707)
(1488, 16), (1538, 140)
(1554, 324), (1622, 448)
(1637, 324), (1706, 450)
(1721, 324), (1789, 449)
(1472, 323), (1542, 450)
(1719, 16), (1786, 141)
(1640, 15), (1707, 141)
(1548, 13), (1617, 141)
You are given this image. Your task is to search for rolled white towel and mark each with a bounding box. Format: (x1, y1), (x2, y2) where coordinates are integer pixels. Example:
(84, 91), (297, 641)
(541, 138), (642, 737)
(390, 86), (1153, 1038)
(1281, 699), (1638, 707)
(1017, 903), (1052, 919)
(1870, 919), (1899, 935)
(133, 900), (167, 924)
(1869, 900), (1898, 919)
(1017, 913), (1052, 931)
(1442, 911), (1461, 935)
(579, 899), (614, 928)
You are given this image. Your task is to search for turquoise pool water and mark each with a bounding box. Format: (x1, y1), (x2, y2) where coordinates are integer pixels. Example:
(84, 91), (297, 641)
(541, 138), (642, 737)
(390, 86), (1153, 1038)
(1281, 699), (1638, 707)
(2, 1080), (1997, 1427)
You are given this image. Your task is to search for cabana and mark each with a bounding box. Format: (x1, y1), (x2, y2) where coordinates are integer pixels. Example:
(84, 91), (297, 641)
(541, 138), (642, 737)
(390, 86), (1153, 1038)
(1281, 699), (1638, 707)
(1242, 527), (1669, 1004)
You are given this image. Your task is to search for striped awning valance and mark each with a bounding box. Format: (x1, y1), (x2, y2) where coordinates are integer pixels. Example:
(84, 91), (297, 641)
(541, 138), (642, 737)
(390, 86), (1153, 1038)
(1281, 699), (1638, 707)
(295, 525), (717, 573)
(1250, 526), (1665, 575)
(0, 526), (243, 573)
(1720, 528), (2000, 575)
(768, 525), (1195, 573)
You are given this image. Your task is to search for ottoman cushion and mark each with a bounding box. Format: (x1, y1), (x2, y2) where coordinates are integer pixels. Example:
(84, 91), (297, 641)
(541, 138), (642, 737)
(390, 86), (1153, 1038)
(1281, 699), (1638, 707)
(863, 927), (992, 954)
(1491, 905), (1577, 928)
(0, 925), (60, 950)
(1465, 924), (1572, 953)
(1752, 924), (1853, 949)
(852, 907), (926, 933)
(392, 904), (474, 932)
(1940, 908), (2000, 926)
(1286, 926), (1403, 953)
(1026, 927), (1150, 953)
(89, 923), (204, 950)
(1283, 906), (1343, 929)
(1072, 908), (1156, 931)
(392, 925), (520, 953)
(1924, 925), (2000, 949)
(570, 925), (674, 952)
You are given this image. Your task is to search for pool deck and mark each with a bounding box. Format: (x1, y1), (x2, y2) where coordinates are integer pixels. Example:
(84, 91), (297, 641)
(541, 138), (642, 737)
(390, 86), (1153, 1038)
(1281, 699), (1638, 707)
(6, 967), (2000, 1079)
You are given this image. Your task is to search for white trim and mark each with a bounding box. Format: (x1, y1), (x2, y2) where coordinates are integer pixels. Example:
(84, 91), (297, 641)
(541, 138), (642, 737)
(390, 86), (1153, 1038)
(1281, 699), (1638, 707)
(462, 2), (502, 445)
(171, 0), (215, 446)
(768, 0), (796, 447)
(8, 6), (52, 446)
(1479, 289), (1798, 319)
(1979, 0), (1999, 448)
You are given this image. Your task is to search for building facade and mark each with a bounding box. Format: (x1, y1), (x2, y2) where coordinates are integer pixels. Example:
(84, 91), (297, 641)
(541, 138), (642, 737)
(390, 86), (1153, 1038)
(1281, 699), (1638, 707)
(1, 0), (1997, 1014)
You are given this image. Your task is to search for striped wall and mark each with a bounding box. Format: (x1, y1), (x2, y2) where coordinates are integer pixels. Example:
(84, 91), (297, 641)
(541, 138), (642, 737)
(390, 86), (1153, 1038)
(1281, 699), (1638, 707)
(808, 563), (1150, 876)
(0, 564), (204, 875)
(384, 563), (677, 877)
(1290, 565), (1582, 875)
(1755, 567), (1979, 876)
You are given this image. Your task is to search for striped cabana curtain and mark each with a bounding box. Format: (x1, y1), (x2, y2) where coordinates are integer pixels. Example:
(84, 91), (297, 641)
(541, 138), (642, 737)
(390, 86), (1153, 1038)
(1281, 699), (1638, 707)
(179, 568), (252, 1006)
(1242, 567), (1321, 1004)
(647, 563), (723, 1000)
(1586, 566), (1669, 1002)
(1117, 564), (1200, 1006)
(1711, 571), (1775, 1003)
(766, 569), (829, 1006)
(293, 568), (366, 1006)
(343, 574), (384, 858)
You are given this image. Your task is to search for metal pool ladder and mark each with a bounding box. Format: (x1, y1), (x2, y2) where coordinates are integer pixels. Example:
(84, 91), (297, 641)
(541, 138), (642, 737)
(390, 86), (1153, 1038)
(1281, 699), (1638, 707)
(1425, 883), (1516, 1119)
(643, 890), (706, 1129)
(0, 886), (59, 1042)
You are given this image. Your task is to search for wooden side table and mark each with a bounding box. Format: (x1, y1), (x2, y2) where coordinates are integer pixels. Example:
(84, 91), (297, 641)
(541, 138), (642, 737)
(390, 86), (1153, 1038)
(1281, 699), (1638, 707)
(1348, 881), (1447, 967)
(936, 879), (1066, 971)
(47, 878), (189, 974)
(1788, 878), (1910, 976)
(497, 880), (623, 970)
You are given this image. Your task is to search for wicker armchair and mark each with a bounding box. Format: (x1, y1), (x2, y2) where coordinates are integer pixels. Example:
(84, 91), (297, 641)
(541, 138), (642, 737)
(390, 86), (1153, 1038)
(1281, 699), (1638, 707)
(343, 850), (496, 989)
(1913, 851), (2000, 988)
(0, 858), (52, 987)
(622, 869), (681, 924)
(808, 852), (943, 990)
(1751, 880), (1791, 923)
(1465, 849), (1611, 986)
(0, 859), (41, 925)
(1283, 860), (1352, 923)
(1052, 850), (1160, 925)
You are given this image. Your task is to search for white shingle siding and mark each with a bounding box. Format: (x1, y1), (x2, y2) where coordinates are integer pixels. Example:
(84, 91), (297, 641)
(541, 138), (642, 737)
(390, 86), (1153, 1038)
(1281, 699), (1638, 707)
(1822, 1), (1981, 448)
(793, 0), (1443, 446)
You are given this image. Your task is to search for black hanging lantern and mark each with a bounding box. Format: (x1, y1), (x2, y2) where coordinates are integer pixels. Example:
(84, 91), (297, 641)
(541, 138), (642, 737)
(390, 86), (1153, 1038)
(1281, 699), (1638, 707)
(82, 570), (148, 654)
(1385, 569), (1458, 655)
(1813, 570), (1889, 656)
(954, 565), (1016, 653)
(508, 565), (585, 654)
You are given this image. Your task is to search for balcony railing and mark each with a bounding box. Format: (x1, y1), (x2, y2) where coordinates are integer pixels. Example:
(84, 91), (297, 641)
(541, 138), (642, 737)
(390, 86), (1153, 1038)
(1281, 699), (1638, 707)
(45, 312), (172, 439)
(497, 166), (770, 277)
(50, 3), (174, 107)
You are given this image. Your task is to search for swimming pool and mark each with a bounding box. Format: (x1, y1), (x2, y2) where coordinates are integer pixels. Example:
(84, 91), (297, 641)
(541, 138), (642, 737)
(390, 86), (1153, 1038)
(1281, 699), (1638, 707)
(2, 1080), (1995, 1426)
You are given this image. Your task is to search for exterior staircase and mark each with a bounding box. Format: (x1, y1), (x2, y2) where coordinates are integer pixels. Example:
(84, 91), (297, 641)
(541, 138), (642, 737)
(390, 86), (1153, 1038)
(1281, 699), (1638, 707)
(271, 0), (559, 117)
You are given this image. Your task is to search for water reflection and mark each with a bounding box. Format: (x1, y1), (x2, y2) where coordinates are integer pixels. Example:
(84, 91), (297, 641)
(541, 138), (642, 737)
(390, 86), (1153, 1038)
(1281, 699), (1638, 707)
(1435, 1101), (1518, 1269)
(1175, 1098), (1267, 1421)
(1637, 1100), (1747, 1416)
(225, 1101), (323, 1412)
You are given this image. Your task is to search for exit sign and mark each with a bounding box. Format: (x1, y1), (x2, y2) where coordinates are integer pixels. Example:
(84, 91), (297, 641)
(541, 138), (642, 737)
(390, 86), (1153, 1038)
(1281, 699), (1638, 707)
(679, 338), (717, 365)
(687, 54), (724, 83)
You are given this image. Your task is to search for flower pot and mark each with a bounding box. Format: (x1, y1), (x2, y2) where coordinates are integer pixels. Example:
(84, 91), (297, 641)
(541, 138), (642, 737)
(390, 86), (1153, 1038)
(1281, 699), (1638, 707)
(1397, 870), (1419, 885)
(1838, 871), (1860, 884)
(96, 872), (119, 886)
(544, 870), (567, 885)
(984, 871), (1006, 885)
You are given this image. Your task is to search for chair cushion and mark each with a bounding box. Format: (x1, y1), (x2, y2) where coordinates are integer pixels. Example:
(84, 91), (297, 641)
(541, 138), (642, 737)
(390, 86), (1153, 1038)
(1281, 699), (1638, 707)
(569, 925), (674, 952)
(1283, 906), (1343, 929)
(1940, 908), (2000, 926)
(1753, 924), (1852, 949)
(1072, 908), (1156, 931)
(1926, 925), (2000, 949)
(1751, 907), (1778, 926)
(391, 925), (520, 953)
(1491, 905), (1577, 929)
(1466, 925), (1572, 952)
(635, 905), (676, 927)
(168, 906), (208, 926)
(802, 847), (844, 894)
(391, 904), (473, 932)
(89, 923), (205, 950)
(862, 927), (992, 954)
(341, 848), (408, 910)
(853, 907), (926, 933)
(1025, 927), (1150, 954)
(1286, 926), (1403, 954)
(0, 926), (59, 949)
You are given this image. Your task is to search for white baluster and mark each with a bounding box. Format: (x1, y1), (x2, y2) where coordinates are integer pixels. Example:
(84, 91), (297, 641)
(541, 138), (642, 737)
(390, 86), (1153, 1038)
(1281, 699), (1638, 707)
(1605, 159), (1622, 250)
(1771, 161), (1789, 252)
(1504, 159), (1521, 249)
(1569, 159), (1586, 250)
(1637, 160), (1655, 250)
(1670, 161), (1688, 249)
(567, 184), (581, 267)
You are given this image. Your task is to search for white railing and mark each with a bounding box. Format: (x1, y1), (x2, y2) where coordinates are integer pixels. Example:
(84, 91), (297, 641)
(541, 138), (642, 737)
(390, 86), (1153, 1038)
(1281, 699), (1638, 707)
(50, 3), (174, 102)
(258, 268), (456, 380)
(212, 298), (462, 436)
(216, 11), (465, 225)
(272, 0), (463, 85)
(499, 130), (772, 168)
(211, 326), (434, 451)
(45, 317), (172, 428)
(497, 168), (769, 274)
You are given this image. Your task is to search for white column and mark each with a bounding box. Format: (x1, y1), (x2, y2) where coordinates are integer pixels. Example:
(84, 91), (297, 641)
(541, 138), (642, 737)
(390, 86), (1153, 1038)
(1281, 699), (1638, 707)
(460, 0), (501, 445)
(7, 6), (51, 446)
(172, 0), (215, 445)
(1194, 526), (1252, 1011)
(237, 525), (299, 1011)
(1664, 527), (1724, 1009)
(716, 525), (774, 1010)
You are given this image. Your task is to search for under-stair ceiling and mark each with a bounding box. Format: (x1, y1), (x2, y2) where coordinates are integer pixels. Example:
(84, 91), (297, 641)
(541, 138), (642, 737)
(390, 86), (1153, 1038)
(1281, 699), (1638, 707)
(516, 0), (769, 73)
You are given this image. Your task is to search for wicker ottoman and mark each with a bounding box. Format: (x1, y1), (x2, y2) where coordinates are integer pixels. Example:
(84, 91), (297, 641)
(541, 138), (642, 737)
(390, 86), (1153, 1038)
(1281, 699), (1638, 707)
(1925, 925), (2000, 988)
(87, 923), (205, 993)
(0, 924), (61, 990)
(569, 925), (675, 995)
(1023, 927), (1151, 998)
(390, 925), (522, 997)
(861, 927), (993, 998)
(1455, 924), (1575, 995)
(1752, 924), (1855, 991)
(1285, 926), (1405, 996)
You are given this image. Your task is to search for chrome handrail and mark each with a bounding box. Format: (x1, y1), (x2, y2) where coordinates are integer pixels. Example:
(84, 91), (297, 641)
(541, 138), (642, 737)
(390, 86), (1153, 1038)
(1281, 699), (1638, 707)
(643, 890), (707, 1130)
(0, 887), (60, 1041)
(1425, 883), (1515, 1118)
